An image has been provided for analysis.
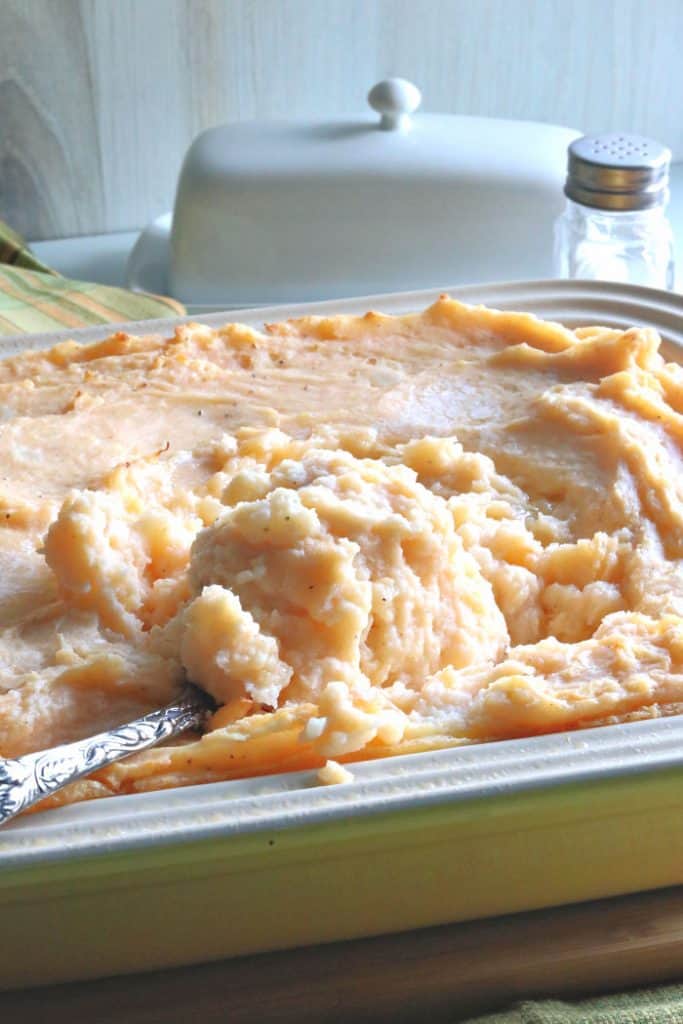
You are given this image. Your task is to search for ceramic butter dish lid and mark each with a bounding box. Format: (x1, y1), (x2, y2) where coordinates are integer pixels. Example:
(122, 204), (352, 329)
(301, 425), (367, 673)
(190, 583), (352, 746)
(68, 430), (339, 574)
(165, 79), (580, 306)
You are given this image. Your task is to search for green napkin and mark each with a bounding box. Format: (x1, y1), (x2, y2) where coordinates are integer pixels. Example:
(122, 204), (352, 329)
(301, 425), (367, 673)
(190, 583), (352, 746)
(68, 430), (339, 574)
(464, 984), (683, 1022)
(0, 219), (184, 335)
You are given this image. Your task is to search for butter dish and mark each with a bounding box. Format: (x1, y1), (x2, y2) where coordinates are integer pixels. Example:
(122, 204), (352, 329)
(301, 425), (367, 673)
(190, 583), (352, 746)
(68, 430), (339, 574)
(127, 80), (579, 308)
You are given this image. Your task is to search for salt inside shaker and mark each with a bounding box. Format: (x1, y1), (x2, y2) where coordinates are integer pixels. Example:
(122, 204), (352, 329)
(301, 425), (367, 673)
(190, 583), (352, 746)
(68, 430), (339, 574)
(553, 133), (675, 290)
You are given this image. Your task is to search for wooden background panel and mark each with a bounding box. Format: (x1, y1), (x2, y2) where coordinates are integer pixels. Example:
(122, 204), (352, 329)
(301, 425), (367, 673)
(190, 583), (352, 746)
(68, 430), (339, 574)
(0, 0), (104, 238)
(0, 0), (681, 241)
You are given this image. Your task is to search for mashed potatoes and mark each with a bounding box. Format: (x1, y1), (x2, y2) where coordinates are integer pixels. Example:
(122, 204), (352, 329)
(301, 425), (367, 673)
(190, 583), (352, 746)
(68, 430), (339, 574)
(1, 298), (682, 807)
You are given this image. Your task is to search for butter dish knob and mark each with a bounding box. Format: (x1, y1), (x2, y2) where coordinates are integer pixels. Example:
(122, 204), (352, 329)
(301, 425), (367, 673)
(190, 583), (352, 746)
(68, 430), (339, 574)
(368, 78), (422, 132)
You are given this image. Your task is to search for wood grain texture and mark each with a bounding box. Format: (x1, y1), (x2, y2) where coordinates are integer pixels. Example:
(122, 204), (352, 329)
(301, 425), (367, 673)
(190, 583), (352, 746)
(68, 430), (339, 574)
(0, 0), (104, 238)
(1, 885), (683, 1022)
(0, 0), (681, 240)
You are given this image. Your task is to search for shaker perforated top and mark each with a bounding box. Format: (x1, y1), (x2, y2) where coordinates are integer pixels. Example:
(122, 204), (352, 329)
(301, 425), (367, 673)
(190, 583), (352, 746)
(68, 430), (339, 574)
(565, 133), (671, 211)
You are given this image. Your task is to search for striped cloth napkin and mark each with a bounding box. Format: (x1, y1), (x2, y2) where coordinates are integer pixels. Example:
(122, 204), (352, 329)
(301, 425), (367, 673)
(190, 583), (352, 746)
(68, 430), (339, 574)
(0, 219), (184, 335)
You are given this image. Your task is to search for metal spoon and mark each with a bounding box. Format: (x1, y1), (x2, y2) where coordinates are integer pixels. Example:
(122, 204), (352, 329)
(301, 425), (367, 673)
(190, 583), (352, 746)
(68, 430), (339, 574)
(0, 684), (215, 827)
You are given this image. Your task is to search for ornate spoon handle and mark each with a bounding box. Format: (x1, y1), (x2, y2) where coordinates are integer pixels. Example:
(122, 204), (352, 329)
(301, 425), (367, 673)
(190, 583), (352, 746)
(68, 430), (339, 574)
(0, 685), (213, 827)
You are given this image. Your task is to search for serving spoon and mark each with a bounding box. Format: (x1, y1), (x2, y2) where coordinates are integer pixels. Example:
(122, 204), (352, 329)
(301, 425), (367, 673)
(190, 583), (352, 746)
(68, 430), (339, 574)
(0, 684), (215, 827)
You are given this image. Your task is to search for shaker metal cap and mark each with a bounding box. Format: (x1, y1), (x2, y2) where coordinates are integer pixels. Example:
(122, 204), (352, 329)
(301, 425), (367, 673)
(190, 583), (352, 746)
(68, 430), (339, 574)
(565, 133), (671, 211)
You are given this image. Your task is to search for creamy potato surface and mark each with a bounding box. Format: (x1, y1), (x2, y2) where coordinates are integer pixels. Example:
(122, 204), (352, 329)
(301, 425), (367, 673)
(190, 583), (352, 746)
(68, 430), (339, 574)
(1, 298), (682, 806)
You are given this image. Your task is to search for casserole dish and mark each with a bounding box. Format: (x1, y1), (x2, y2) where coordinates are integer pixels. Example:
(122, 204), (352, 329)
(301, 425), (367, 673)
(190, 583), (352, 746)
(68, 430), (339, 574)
(1, 279), (682, 991)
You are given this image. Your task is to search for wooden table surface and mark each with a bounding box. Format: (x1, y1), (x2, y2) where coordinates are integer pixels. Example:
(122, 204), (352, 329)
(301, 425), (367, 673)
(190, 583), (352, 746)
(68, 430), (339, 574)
(2, 885), (682, 1023)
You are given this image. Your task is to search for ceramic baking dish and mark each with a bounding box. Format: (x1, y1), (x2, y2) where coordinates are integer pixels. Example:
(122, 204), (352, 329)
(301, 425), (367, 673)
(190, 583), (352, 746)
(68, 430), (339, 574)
(1, 279), (682, 992)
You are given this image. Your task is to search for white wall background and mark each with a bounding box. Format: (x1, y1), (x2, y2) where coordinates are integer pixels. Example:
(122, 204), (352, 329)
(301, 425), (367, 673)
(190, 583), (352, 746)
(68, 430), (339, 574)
(1, 0), (681, 240)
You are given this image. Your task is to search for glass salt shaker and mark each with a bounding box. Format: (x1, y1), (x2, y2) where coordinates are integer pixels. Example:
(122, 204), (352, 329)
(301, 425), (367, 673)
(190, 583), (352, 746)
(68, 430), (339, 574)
(554, 133), (675, 290)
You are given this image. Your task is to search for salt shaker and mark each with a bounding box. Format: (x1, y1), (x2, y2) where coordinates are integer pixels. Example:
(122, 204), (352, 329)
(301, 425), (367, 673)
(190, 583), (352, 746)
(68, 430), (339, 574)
(553, 134), (675, 290)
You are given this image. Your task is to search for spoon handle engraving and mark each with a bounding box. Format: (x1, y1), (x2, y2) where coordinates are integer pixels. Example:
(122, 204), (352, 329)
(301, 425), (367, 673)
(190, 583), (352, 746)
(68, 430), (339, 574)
(0, 686), (212, 826)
